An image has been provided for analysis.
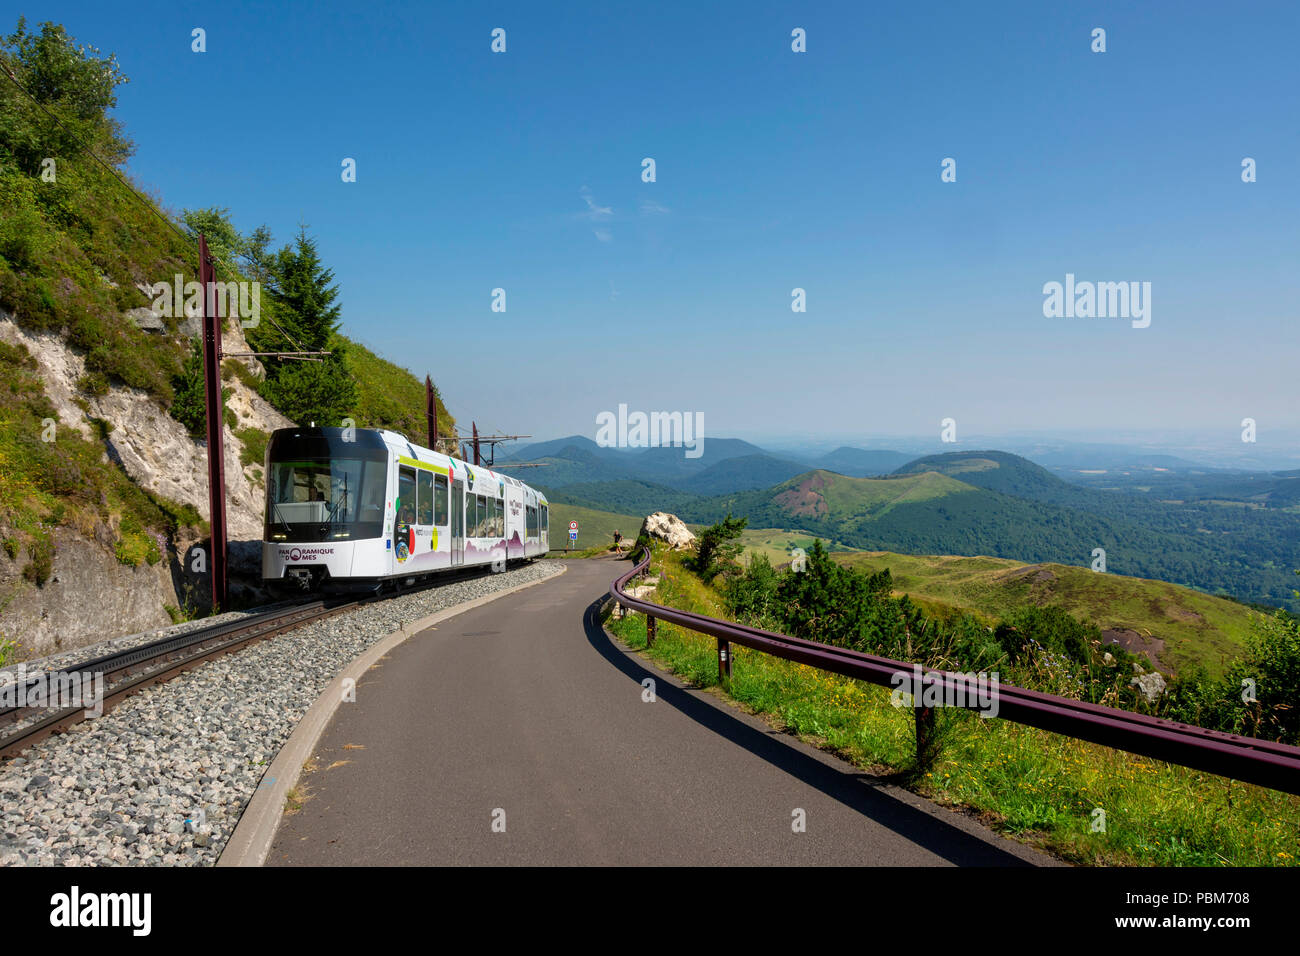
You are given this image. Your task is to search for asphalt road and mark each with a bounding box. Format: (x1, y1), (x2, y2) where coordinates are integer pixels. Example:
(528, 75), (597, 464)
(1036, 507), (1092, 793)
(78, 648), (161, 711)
(268, 557), (1057, 866)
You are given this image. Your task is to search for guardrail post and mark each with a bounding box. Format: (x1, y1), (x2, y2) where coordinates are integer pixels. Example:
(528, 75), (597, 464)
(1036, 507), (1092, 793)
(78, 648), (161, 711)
(646, 615), (656, 647)
(915, 703), (937, 772)
(717, 638), (731, 685)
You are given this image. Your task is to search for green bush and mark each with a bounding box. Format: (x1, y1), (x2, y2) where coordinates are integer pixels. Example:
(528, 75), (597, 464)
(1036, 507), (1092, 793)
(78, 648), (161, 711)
(235, 425), (269, 470)
(692, 513), (747, 582)
(259, 356), (355, 427)
(995, 605), (1099, 665)
(77, 371), (109, 396)
(724, 551), (780, 627)
(169, 343), (207, 436)
(1164, 609), (1300, 745)
(0, 171), (54, 269)
(22, 532), (53, 586)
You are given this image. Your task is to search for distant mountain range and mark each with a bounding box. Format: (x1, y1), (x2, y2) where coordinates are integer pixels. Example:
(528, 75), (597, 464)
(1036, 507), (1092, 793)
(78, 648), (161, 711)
(501, 439), (1300, 611)
(499, 436), (913, 490)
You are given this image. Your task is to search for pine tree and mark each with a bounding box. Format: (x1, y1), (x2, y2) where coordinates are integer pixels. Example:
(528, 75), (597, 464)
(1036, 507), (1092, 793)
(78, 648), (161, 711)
(694, 513), (748, 581)
(269, 228), (341, 351)
(239, 226), (357, 425)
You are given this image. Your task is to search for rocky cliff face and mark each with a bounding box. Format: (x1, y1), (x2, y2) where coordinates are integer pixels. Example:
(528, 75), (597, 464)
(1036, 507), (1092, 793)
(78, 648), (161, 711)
(0, 525), (179, 660)
(0, 309), (292, 660)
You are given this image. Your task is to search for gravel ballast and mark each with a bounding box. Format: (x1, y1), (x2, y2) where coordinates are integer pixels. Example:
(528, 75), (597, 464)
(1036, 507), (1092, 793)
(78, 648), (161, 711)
(0, 561), (562, 867)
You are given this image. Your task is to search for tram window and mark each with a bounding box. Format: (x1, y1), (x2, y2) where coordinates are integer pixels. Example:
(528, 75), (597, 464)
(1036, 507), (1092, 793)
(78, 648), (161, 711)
(494, 498), (503, 536)
(397, 467), (416, 529)
(434, 474), (448, 525)
(541, 504), (548, 534)
(360, 461), (387, 523)
(417, 471), (433, 525)
(476, 495), (487, 536)
(465, 494), (476, 535)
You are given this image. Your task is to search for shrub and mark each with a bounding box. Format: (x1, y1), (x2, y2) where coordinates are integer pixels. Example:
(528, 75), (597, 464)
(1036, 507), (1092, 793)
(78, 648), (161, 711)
(169, 342), (206, 436)
(724, 551), (780, 627)
(693, 513), (747, 582)
(235, 426), (269, 470)
(78, 371), (109, 396)
(22, 532), (53, 586)
(995, 605), (1098, 666)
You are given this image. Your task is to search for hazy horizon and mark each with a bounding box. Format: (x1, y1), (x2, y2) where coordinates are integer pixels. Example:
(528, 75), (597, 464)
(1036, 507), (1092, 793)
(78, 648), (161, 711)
(504, 426), (1300, 471)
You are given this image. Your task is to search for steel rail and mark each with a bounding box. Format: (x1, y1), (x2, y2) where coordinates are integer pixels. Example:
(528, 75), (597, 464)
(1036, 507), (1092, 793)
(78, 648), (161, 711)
(0, 558), (515, 759)
(0, 599), (359, 758)
(611, 548), (1300, 796)
(0, 600), (333, 722)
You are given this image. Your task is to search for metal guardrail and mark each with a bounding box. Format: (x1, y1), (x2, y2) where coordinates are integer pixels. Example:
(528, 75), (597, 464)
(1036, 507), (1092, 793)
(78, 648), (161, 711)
(611, 548), (1300, 796)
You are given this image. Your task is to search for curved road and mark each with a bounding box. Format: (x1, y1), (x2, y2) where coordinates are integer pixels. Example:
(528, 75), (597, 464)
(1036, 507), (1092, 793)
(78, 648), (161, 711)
(268, 557), (1056, 866)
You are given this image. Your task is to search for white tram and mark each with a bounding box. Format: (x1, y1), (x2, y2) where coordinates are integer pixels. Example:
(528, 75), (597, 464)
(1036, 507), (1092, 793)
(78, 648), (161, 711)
(261, 426), (548, 592)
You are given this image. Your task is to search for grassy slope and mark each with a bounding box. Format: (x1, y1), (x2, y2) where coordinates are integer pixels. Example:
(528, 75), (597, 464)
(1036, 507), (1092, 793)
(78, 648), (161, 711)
(544, 501), (642, 555)
(696, 466), (1300, 613)
(606, 544), (1300, 867)
(737, 528), (859, 565)
(0, 80), (207, 602)
(736, 530), (1255, 677)
(833, 551), (1259, 677)
(787, 469), (973, 518)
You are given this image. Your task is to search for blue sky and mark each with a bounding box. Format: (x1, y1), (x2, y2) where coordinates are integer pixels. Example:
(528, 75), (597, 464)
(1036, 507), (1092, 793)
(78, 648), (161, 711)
(10, 0), (1299, 451)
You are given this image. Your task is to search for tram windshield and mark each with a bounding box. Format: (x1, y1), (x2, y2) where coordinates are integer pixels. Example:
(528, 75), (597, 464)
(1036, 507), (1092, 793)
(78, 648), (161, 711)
(265, 428), (389, 542)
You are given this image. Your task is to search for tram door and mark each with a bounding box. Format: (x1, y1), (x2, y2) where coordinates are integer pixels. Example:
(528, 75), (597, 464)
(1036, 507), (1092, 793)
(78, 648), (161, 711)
(450, 479), (465, 566)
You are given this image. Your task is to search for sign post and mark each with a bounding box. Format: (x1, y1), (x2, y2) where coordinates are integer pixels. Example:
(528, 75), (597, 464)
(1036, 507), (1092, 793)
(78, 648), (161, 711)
(568, 521), (578, 552)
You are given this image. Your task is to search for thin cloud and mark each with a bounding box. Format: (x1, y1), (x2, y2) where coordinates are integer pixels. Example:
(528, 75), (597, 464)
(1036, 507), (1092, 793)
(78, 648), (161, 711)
(639, 199), (670, 215)
(579, 185), (613, 220)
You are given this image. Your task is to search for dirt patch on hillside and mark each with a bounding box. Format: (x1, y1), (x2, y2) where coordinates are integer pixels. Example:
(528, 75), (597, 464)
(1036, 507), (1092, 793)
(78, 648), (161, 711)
(1164, 605), (1204, 624)
(774, 473), (830, 519)
(1102, 628), (1167, 673)
(997, 565), (1057, 585)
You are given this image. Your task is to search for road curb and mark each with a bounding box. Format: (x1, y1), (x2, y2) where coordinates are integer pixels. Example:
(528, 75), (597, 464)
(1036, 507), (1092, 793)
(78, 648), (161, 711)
(217, 562), (567, 867)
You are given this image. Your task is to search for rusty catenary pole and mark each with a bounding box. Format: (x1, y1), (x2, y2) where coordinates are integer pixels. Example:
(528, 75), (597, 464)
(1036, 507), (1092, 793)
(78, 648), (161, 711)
(199, 234), (229, 610)
(472, 422), (480, 465)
